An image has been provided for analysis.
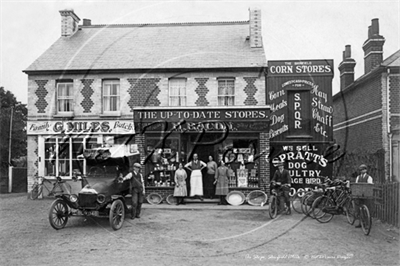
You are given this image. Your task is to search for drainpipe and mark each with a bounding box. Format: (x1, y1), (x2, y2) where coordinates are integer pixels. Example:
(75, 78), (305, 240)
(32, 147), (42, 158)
(387, 68), (392, 182)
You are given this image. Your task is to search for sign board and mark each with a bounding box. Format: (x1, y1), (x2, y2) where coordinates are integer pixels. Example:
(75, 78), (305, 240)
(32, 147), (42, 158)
(237, 169), (248, 187)
(267, 60), (334, 142)
(133, 106), (270, 133)
(27, 120), (135, 135)
(269, 142), (335, 195)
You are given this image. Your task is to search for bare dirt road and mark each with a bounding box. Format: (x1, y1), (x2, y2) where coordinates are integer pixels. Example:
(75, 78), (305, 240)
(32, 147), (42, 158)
(1, 194), (399, 266)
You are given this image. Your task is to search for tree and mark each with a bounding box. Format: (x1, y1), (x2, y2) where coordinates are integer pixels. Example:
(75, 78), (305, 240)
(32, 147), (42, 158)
(0, 87), (27, 178)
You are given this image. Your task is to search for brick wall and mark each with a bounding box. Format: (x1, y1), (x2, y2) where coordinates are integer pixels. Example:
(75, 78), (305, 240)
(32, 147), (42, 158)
(333, 74), (383, 153)
(27, 70), (265, 119)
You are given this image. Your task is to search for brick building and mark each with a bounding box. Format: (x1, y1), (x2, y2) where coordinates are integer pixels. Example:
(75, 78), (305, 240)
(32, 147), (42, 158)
(333, 19), (400, 183)
(24, 9), (269, 198)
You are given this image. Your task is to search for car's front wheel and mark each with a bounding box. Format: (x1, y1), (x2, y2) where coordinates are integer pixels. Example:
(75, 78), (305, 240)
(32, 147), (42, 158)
(109, 199), (125, 230)
(49, 199), (69, 230)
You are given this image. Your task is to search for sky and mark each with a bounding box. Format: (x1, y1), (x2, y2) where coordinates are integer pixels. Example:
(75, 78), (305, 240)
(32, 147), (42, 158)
(1, 0), (399, 105)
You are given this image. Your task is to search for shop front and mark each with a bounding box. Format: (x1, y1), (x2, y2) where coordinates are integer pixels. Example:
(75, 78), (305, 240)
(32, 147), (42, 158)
(133, 106), (270, 199)
(267, 59), (335, 196)
(27, 119), (137, 181)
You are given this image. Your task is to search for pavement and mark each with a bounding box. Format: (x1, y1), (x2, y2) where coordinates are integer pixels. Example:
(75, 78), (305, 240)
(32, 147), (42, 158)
(143, 200), (267, 211)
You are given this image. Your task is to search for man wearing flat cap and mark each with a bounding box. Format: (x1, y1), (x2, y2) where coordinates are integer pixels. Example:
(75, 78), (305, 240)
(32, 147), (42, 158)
(271, 161), (292, 214)
(354, 164), (374, 228)
(122, 162), (145, 219)
(355, 164), (373, 184)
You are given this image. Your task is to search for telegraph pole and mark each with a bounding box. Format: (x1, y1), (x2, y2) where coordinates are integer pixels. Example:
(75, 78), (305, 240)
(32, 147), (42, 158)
(8, 106), (14, 193)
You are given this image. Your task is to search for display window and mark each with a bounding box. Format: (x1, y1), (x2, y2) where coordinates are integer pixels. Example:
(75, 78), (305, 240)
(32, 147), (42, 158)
(145, 136), (180, 186)
(39, 135), (133, 179)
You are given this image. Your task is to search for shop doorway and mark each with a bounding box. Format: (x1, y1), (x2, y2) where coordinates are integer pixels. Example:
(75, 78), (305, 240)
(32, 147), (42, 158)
(185, 133), (221, 199)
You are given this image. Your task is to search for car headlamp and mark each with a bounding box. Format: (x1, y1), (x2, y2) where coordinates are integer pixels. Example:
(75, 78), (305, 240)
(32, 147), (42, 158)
(69, 194), (78, 203)
(97, 194), (106, 204)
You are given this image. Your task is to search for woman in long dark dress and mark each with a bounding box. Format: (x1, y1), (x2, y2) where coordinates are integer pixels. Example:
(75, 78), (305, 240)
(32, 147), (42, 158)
(214, 161), (229, 205)
(204, 155), (218, 199)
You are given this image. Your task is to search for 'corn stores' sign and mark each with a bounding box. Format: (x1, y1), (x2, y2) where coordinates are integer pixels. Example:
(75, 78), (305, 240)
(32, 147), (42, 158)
(267, 60), (334, 142)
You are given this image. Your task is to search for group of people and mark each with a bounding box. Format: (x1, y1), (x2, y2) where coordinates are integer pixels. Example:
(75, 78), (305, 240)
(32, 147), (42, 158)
(120, 153), (231, 220)
(174, 153), (230, 205)
(121, 153), (374, 226)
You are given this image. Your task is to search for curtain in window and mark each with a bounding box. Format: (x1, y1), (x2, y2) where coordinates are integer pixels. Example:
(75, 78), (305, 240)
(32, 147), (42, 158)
(218, 79), (234, 106)
(169, 79), (186, 106)
(57, 83), (73, 112)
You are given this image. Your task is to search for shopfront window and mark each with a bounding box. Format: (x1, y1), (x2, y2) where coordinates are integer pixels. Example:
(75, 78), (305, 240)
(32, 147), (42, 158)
(218, 78), (235, 106)
(44, 136), (98, 178)
(145, 137), (180, 186)
(169, 78), (187, 106)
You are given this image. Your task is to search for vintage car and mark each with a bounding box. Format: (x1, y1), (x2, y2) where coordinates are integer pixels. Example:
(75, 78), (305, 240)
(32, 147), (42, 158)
(48, 145), (140, 231)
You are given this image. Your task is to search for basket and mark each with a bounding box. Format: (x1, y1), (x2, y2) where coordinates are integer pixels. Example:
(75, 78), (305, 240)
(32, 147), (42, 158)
(146, 193), (163, 205)
(246, 190), (268, 206)
(351, 183), (374, 198)
(226, 191), (246, 206)
(165, 194), (178, 205)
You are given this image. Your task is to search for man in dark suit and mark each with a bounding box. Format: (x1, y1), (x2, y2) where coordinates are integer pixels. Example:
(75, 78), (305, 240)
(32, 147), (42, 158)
(122, 163), (145, 219)
(271, 161), (292, 214)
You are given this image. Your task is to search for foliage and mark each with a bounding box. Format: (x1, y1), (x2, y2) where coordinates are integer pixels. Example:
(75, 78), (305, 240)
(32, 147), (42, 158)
(0, 87), (27, 176)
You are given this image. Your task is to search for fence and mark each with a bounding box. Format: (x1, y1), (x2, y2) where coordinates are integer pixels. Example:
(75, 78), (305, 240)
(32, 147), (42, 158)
(373, 182), (399, 228)
(0, 167), (28, 193)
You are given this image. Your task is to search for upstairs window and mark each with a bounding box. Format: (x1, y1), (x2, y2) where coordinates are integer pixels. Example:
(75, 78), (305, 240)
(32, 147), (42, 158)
(57, 82), (74, 113)
(218, 78), (235, 106)
(169, 78), (187, 106)
(103, 80), (120, 112)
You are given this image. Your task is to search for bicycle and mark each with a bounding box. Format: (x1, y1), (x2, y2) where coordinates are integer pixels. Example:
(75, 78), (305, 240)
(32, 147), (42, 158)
(29, 176), (72, 200)
(269, 182), (291, 219)
(347, 183), (374, 235)
(299, 177), (333, 217)
(311, 180), (354, 223)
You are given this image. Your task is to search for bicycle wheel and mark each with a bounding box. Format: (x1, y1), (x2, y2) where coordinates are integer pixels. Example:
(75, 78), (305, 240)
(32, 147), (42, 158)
(302, 193), (315, 217)
(301, 193), (311, 215)
(360, 205), (372, 235)
(30, 183), (41, 200)
(345, 199), (356, 225)
(291, 193), (302, 214)
(312, 196), (335, 223)
(269, 196), (278, 219)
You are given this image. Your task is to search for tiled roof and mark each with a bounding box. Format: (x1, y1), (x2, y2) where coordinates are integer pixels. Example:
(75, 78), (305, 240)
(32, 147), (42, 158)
(382, 49), (400, 67)
(25, 21), (266, 72)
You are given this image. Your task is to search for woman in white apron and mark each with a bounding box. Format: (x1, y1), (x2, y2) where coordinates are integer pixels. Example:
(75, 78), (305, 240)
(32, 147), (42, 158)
(184, 153), (206, 200)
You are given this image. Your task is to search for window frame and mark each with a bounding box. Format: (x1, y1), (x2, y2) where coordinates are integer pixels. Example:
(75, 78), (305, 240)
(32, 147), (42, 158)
(168, 78), (187, 106)
(102, 79), (121, 115)
(56, 81), (74, 115)
(217, 78), (235, 106)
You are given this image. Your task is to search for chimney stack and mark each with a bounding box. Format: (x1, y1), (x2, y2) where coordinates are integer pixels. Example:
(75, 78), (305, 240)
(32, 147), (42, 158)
(338, 45), (356, 90)
(59, 9), (80, 37)
(82, 19), (91, 26)
(363, 18), (385, 74)
(249, 8), (262, 48)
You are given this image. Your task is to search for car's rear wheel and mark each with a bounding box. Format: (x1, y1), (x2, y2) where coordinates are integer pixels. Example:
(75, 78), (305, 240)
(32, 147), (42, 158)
(49, 199), (69, 230)
(110, 199), (125, 230)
